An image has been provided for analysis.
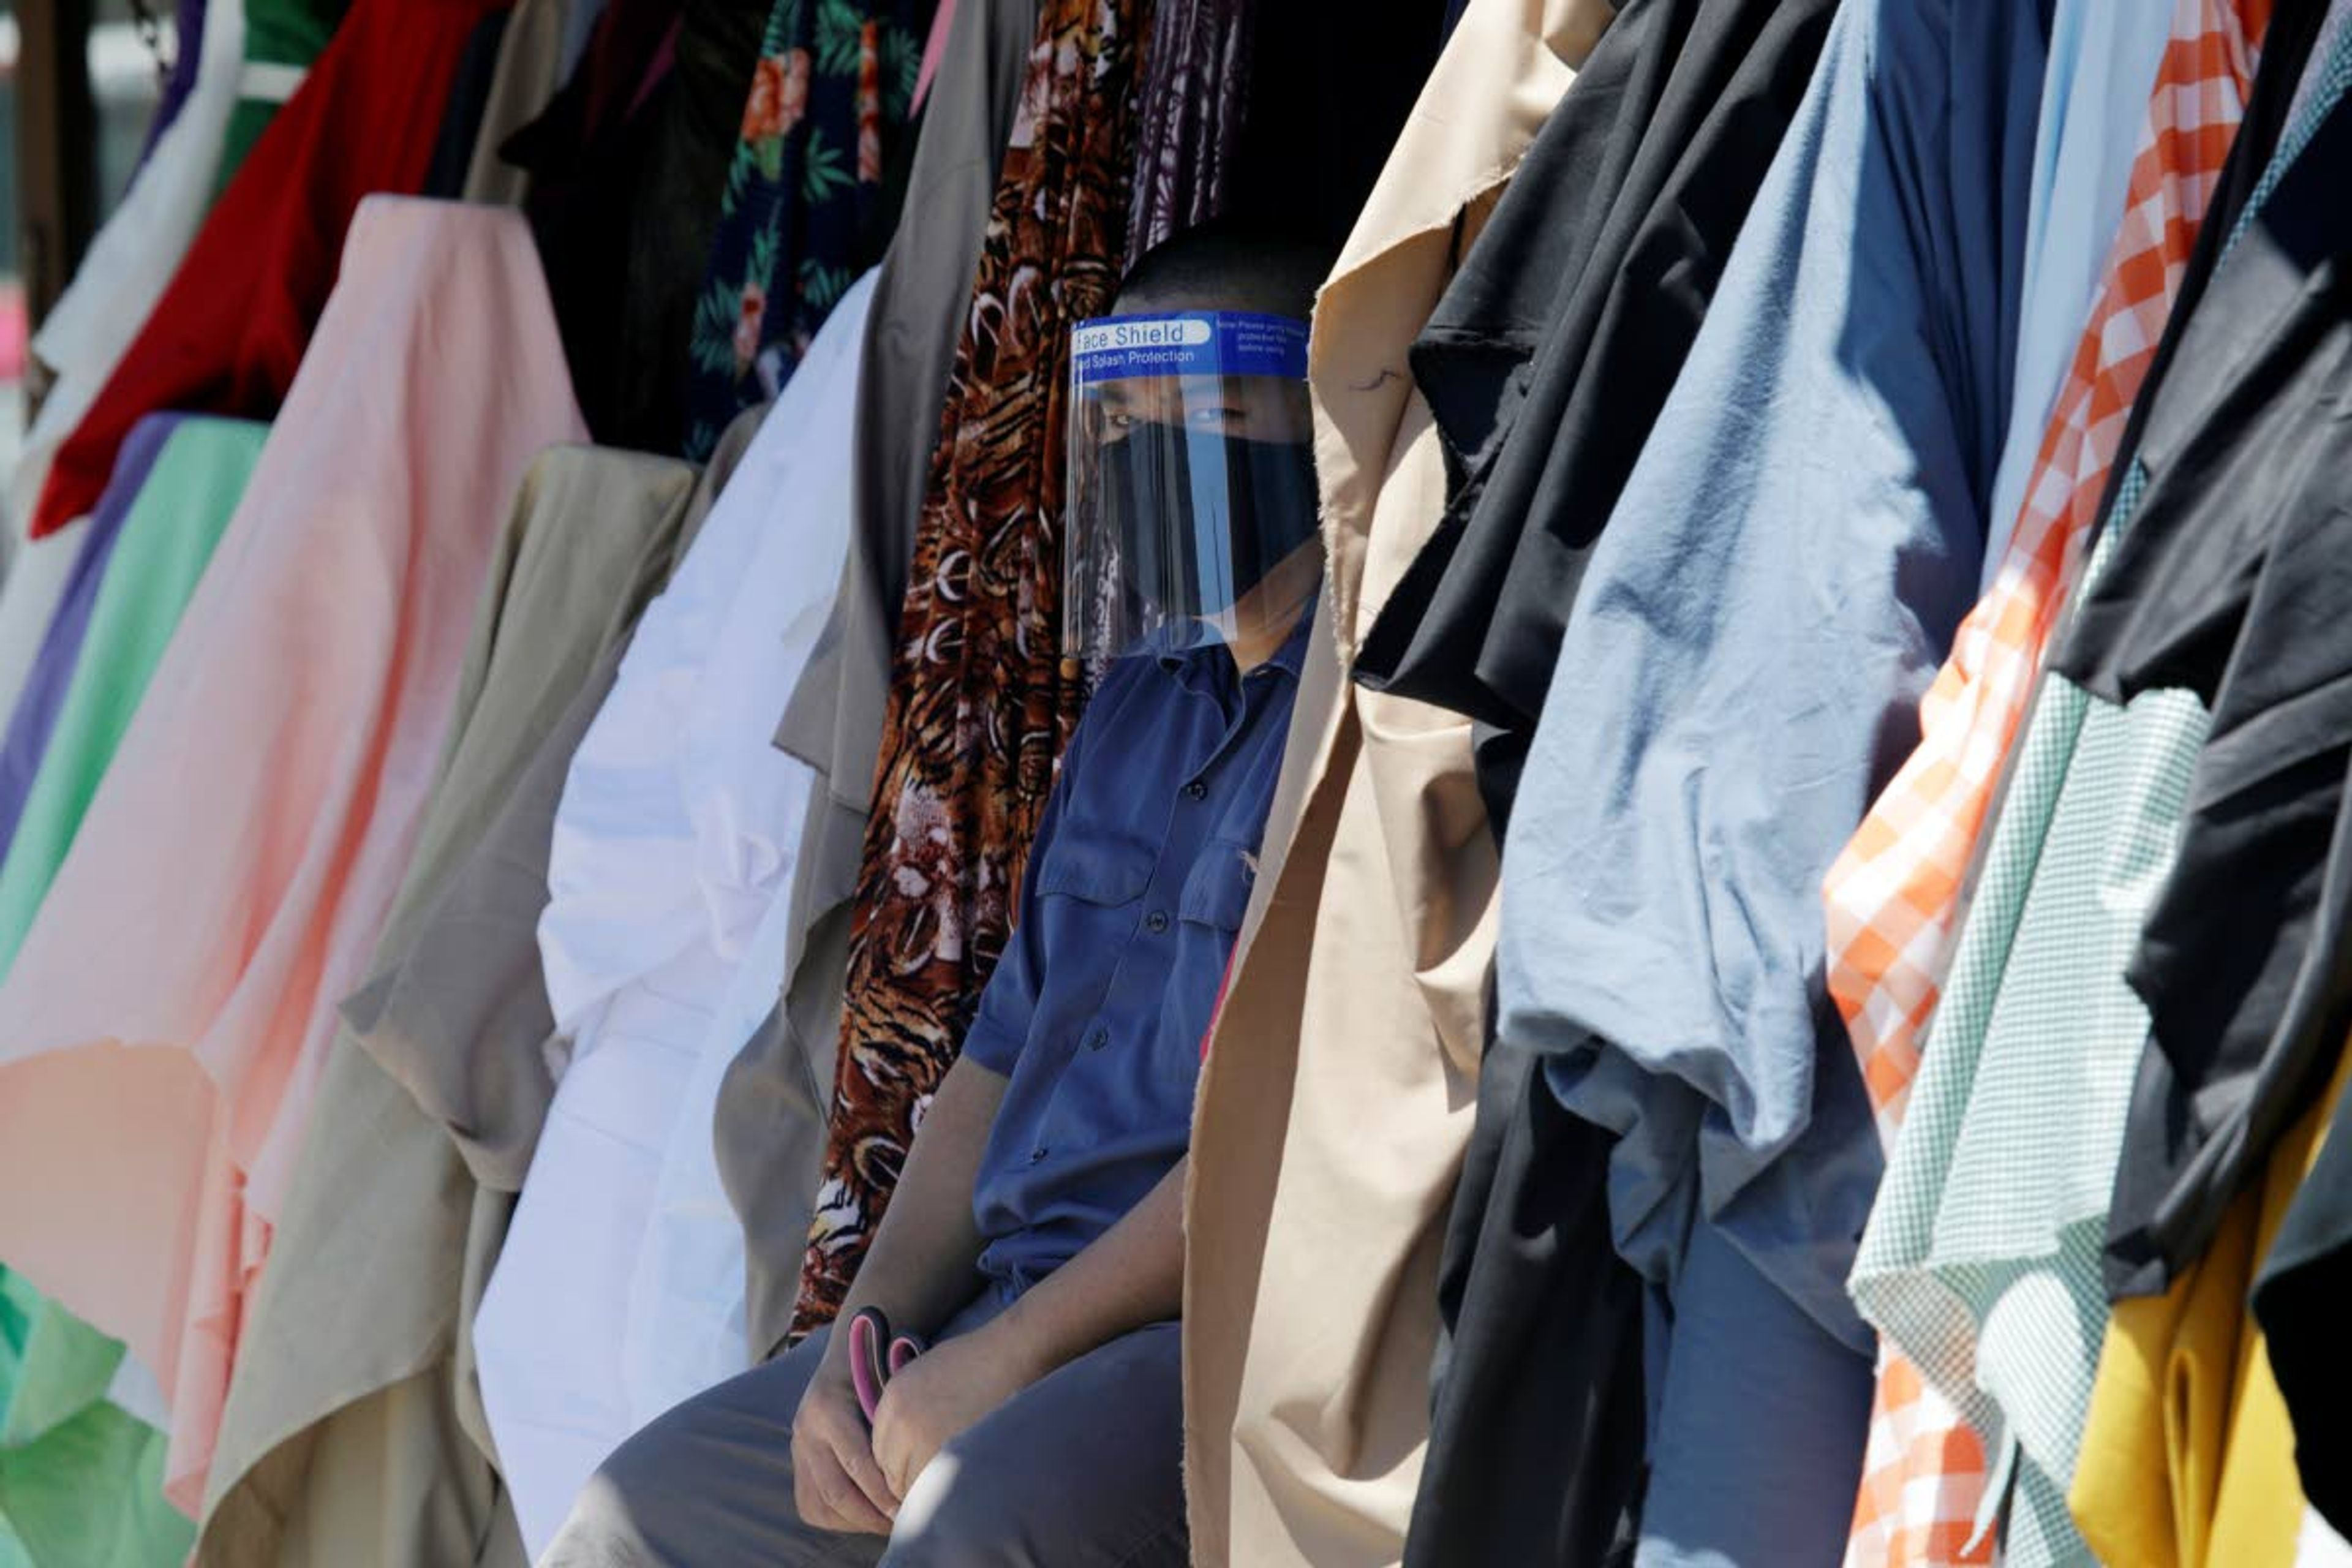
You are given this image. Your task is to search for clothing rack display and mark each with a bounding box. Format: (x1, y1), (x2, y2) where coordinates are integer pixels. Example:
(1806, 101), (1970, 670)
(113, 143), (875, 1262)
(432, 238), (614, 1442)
(0, 0), (2350, 1562)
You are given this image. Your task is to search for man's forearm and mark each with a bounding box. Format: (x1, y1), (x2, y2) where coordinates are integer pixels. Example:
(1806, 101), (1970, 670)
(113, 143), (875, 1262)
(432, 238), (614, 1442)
(830, 1055), (1008, 1343)
(980, 1155), (1187, 1382)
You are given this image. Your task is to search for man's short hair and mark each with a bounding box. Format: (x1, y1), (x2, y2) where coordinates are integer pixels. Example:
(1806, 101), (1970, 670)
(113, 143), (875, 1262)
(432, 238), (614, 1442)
(1112, 218), (1336, 321)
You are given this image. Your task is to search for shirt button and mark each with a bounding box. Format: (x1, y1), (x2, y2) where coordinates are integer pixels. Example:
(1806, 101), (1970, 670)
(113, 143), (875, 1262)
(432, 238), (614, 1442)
(1145, 910), (1171, 933)
(1184, 780), (1207, 801)
(1030, 1147), (1048, 1164)
(1088, 1028), (1110, 1051)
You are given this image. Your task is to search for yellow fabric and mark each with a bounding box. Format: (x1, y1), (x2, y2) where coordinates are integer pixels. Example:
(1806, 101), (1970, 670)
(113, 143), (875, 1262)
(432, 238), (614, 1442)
(1177, 2), (1613, 1564)
(2070, 1039), (2352, 1568)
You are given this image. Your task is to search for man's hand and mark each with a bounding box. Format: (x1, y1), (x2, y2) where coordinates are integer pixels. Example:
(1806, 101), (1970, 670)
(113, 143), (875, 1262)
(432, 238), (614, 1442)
(869, 1321), (1044, 1500)
(791, 1360), (899, 1535)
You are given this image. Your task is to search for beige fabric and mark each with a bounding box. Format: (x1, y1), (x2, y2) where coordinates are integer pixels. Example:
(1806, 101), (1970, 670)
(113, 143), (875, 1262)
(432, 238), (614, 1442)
(1180, 4), (1607, 1563)
(195, 429), (759, 1567)
(720, 0), (1038, 1362)
(461, 0), (571, 206)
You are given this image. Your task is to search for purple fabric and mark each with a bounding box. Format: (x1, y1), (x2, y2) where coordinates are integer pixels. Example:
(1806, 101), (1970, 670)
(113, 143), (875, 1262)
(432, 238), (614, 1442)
(0, 414), (186, 861)
(137, 0), (212, 168)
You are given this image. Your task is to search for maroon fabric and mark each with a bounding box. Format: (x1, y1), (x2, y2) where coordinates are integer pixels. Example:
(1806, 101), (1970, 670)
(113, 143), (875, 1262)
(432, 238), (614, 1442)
(30, 0), (508, 540)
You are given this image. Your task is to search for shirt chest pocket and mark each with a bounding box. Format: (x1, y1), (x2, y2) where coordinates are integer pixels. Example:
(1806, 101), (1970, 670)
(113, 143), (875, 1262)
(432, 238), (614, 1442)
(1178, 838), (1257, 934)
(1033, 834), (1155, 908)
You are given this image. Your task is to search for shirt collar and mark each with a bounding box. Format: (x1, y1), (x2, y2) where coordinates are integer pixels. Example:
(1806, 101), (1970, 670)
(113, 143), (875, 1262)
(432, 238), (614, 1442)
(1152, 592), (1320, 685)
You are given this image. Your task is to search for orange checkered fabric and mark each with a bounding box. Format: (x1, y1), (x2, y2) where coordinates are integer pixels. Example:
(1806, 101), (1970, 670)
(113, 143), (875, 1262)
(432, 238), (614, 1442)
(1827, 1), (2268, 1561)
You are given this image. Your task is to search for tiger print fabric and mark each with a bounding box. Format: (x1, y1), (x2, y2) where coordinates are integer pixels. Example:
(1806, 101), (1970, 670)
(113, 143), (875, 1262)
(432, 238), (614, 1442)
(790, 0), (1148, 1335)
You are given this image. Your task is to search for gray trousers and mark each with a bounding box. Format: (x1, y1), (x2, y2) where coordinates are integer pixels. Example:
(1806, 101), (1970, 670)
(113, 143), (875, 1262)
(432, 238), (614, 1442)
(538, 1287), (1187, 1567)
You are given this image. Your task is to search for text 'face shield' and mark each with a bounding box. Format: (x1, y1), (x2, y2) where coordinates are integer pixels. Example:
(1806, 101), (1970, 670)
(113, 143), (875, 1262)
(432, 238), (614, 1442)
(1064, 312), (1322, 680)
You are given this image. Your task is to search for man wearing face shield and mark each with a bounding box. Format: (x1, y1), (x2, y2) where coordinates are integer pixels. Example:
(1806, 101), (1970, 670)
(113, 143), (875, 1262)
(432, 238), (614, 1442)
(1064, 298), (1324, 683)
(542, 221), (1330, 1568)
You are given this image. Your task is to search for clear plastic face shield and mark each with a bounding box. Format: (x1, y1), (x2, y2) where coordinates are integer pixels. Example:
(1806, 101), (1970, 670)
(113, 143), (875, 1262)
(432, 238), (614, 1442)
(1063, 311), (1322, 684)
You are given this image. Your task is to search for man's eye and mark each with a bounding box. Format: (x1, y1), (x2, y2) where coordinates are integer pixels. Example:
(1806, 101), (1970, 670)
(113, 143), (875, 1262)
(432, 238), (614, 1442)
(1189, 407), (1242, 428)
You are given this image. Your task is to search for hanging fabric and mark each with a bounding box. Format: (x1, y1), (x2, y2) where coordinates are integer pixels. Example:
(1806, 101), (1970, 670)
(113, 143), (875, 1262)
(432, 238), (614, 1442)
(474, 273), (872, 1559)
(2071, 1042), (2352, 1568)
(1830, 2), (2267, 1555)
(199, 436), (740, 1568)
(0, 428), (268, 1568)
(721, 0), (1039, 1364)
(0, 415), (189, 867)
(1120, 0), (1253, 267)
(518, 0), (771, 453)
(676, 0), (932, 459)
(1351, 0), (1838, 831)
(1850, 9), (2330, 1556)
(2058, 37), (2352, 1305)
(1494, 0), (2053, 1559)
(1348, 3), (1841, 1556)
(789, 0), (1147, 1336)
(26, 0), (511, 543)
(459, 0), (575, 205)
(0, 198), (584, 1518)
(1183, 4), (1602, 1563)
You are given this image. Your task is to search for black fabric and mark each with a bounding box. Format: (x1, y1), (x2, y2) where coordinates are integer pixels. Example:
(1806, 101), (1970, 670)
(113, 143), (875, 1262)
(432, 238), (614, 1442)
(1350, 0), (1838, 834)
(424, 7), (513, 198)
(2024, 0), (2348, 1303)
(1219, 0), (1444, 258)
(516, 0), (767, 452)
(1098, 432), (1319, 621)
(1403, 1036), (1646, 1568)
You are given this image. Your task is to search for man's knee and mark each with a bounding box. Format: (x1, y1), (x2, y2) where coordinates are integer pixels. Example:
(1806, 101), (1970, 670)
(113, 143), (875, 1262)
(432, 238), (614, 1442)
(541, 1466), (665, 1567)
(881, 1463), (1189, 1568)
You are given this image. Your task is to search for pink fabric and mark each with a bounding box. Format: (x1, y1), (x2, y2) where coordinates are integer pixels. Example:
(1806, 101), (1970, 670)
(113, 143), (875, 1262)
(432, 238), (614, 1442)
(0, 196), (585, 1517)
(912, 0), (956, 113)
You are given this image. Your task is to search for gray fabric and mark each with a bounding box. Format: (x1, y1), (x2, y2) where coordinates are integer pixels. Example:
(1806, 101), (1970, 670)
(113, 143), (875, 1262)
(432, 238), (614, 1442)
(1633, 1219), (1873, 1567)
(343, 449), (690, 1189)
(722, 0), (1041, 1363)
(541, 1291), (1186, 1567)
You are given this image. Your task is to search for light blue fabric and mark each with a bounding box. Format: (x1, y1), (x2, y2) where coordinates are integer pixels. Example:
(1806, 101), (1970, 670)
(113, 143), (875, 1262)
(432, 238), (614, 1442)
(1979, 0), (2173, 582)
(1499, 0), (2048, 1355)
(1634, 1221), (1876, 1568)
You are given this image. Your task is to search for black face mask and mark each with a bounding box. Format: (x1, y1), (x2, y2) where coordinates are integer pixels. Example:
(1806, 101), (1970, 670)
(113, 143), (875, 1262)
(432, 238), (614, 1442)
(1098, 428), (1319, 620)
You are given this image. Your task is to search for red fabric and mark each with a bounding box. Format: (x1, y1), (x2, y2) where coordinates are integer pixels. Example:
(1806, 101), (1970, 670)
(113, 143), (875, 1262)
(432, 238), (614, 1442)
(28, 0), (510, 540)
(1203, 954), (1234, 1060)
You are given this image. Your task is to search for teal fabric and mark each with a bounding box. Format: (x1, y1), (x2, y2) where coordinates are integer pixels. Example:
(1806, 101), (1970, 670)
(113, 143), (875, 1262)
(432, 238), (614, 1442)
(0, 418), (270, 975)
(0, 1274), (192, 1568)
(0, 418), (268, 1568)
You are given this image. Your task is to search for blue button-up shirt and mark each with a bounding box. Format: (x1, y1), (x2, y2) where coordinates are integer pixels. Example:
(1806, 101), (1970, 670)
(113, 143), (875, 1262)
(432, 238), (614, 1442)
(963, 610), (1311, 1290)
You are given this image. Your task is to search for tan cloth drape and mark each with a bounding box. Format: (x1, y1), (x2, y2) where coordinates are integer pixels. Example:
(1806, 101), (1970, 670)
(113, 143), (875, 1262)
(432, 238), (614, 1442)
(460, 0), (571, 206)
(197, 424), (764, 1567)
(1180, 4), (1610, 1562)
